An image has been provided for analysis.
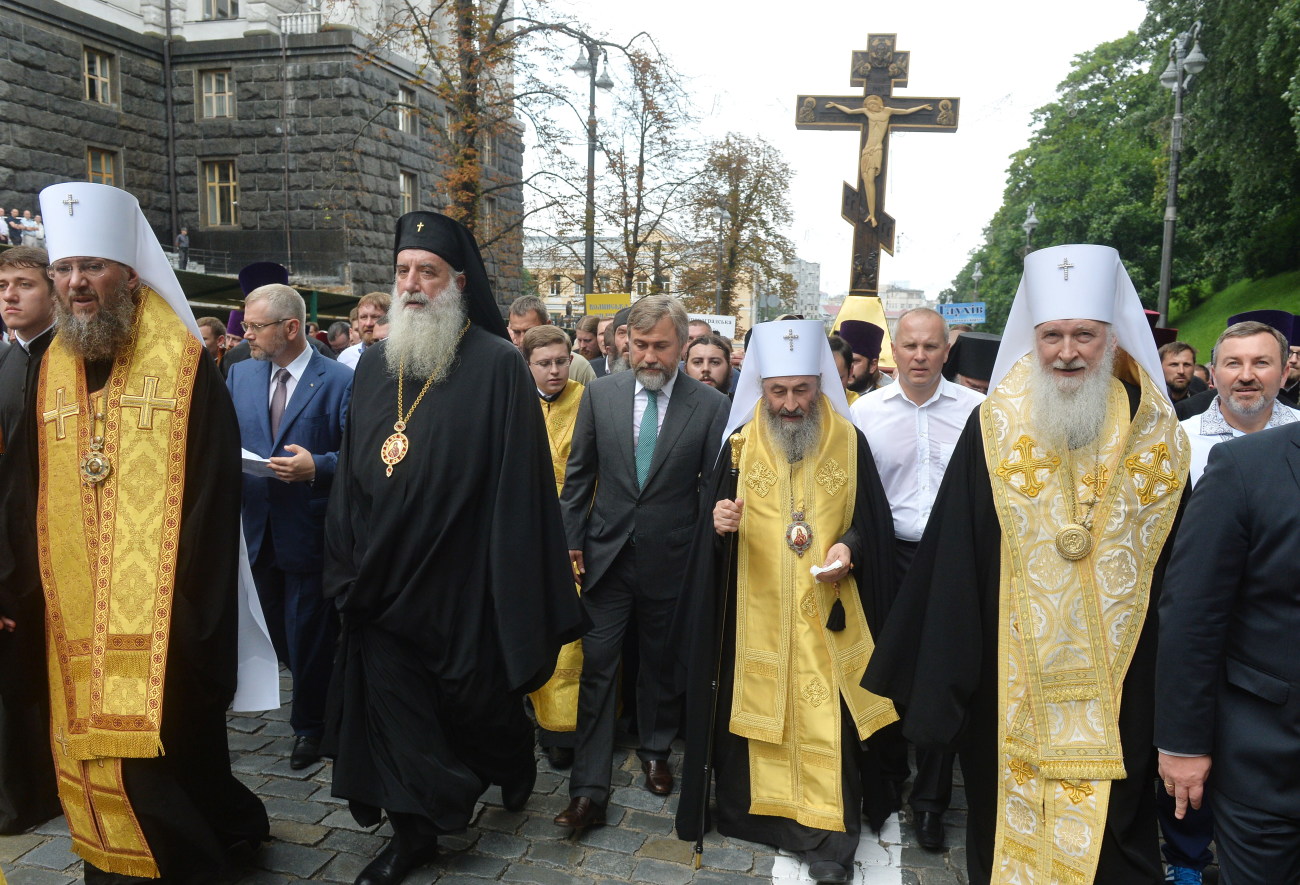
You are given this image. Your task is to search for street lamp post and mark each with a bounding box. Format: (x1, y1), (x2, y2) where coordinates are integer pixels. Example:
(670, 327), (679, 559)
(570, 41), (613, 314)
(1156, 22), (1208, 327)
(713, 205), (731, 315)
(971, 261), (983, 299)
(1021, 203), (1039, 258)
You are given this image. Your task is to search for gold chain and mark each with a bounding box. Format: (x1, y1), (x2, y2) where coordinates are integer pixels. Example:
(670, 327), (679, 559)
(394, 320), (469, 429)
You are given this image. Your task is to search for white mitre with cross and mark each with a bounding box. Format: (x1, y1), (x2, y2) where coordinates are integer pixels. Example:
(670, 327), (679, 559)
(989, 243), (1166, 395)
(721, 319), (853, 451)
(39, 182), (201, 341)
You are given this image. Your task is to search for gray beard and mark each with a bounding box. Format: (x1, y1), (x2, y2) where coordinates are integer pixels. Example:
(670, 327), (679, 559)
(384, 282), (467, 383)
(54, 281), (137, 362)
(1027, 346), (1116, 451)
(610, 354), (630, 374)
(762, 396), (823, 463)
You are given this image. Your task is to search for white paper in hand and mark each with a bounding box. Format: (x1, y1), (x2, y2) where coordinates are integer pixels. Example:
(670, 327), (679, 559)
(809, 559), (843, 578)
(241, 447), (277, 478)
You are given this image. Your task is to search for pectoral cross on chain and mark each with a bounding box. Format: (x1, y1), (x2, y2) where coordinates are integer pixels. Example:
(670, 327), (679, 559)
(783, 328), (800, 351)
(42, 388), (78, 440)
(1058, 258), (1075, 280)
(121, 376), (177, 430)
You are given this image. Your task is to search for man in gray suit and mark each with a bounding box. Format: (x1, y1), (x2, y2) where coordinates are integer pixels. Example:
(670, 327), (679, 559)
(555, 295), (730, 830)
(1157, 421), (1300, 882)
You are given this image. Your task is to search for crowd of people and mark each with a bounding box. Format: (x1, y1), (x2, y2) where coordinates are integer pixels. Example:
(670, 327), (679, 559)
(0, 206), (45, 249)
(2, 181), (1300, 885)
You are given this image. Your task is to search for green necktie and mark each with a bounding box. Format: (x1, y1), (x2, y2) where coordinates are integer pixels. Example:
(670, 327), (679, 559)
(636, 389), (659, 488)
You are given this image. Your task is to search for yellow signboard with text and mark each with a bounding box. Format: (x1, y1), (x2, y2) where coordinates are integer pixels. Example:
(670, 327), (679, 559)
(585, 293), (632, 317)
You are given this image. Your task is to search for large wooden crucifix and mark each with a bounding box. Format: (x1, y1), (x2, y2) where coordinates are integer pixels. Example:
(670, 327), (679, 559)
(796, 33), (960, 297)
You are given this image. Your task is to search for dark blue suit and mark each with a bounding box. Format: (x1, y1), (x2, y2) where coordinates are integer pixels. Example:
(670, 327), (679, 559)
(228, 349), (352, 737)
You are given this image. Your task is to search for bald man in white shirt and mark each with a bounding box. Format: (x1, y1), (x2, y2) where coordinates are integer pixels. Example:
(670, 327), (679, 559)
(850, 307), (983, 851)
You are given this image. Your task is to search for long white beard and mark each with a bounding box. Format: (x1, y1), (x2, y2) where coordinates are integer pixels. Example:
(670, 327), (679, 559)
(384, 282), (467, 383)
(1027, 345), (1117, 451)
(761, 396), (823, 463)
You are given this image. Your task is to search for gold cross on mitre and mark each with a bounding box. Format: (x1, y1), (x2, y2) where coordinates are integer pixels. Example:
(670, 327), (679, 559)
(1125, 442), (1181, 505)
(121, 376), (177, 429)
(416, 221), (424, 232)
(783, 328), (800, 351)
(1058, 257), (1075, 280)
(62, 193), (79, 216)
(995, 435), (1060, 498)
(42, 388), (78, 440)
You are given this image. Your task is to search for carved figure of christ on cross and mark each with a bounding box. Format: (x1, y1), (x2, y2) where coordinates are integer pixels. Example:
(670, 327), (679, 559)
(796, 33), (959, 297)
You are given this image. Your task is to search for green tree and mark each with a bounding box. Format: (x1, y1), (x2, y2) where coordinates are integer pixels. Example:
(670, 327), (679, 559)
(1143, 0), (1300, 289)
(943, 32), (1165, 331)
(677, 134), (796, 317)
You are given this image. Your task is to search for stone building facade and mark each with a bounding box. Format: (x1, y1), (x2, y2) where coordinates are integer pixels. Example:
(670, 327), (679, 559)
(0, 0), (525, 307)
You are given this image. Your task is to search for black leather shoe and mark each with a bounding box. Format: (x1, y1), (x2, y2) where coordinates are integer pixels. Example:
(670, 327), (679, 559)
(289, 734), (322, 770)
(545, 745), (574, 769)
(642, 759), (673, 795)
(354, 838), (437, 885)
(500, 763), (536, 812)
(915, 809), (945, 851)
(807, 860), (849, 883)
(553, 796), (606, 830)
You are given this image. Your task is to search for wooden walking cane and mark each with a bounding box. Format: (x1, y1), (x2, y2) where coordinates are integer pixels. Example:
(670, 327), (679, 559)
(693, 432), (745, 870)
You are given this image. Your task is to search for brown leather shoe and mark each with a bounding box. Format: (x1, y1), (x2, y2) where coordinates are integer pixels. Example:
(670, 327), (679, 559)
(642, 759), (673, 795)
(553, 796), (606, 829)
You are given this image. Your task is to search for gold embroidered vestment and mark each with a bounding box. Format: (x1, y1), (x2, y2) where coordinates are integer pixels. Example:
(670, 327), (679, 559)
(37, 287), (200, 875)
(731, 396), (897, 831)
(529, 379), (584, 731)
(981, 355), (1187, 885)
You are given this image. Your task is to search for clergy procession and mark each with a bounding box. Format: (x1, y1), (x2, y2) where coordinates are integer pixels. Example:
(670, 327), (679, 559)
(6, 8), (1300, 885)
(3, 178), (1300, 885)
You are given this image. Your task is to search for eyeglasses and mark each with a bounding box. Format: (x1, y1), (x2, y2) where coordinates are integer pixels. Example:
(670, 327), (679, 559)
(47, 260), (119, 279)
(530, 357), (573, 370)
(243, 319), (289, 333)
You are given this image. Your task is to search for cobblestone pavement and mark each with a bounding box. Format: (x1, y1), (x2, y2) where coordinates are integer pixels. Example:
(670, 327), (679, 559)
(1, 680), (975, 885)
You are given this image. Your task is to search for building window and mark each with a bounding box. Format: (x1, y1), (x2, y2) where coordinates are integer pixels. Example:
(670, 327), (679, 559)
(398, 86), (416, 134)
(548, 277), (561, 297)
(202, 160), (239, 227)
(399, 170), (416, 215)
(86, 148), (119, 185)
(481, 196), (497, 239)
(481, 132), (497, 168)
(202, 0), (239, 20)
(574, 281), (585, 297)
(84, 49), (113, 104)
(200, 70), (234, 119)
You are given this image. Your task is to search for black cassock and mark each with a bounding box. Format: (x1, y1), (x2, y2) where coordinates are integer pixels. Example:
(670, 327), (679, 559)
(674, 423), (897, 867)
(0, 328), (60, 834)
(323, 328), (588, 832)
(1, 349), (268, 873)
(862, 387), (1182, 885)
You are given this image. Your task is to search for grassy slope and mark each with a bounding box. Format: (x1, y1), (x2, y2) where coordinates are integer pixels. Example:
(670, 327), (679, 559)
(1168, 270), (1300, 361)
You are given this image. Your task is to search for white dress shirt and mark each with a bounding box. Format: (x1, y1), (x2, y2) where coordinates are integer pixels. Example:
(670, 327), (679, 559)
(851, 377), (984, 541)
(632, 370), (677, 447)
(268, 344), (314, 410)
(1180, 397), (1300, 486)
(338, 342), (364, 369)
